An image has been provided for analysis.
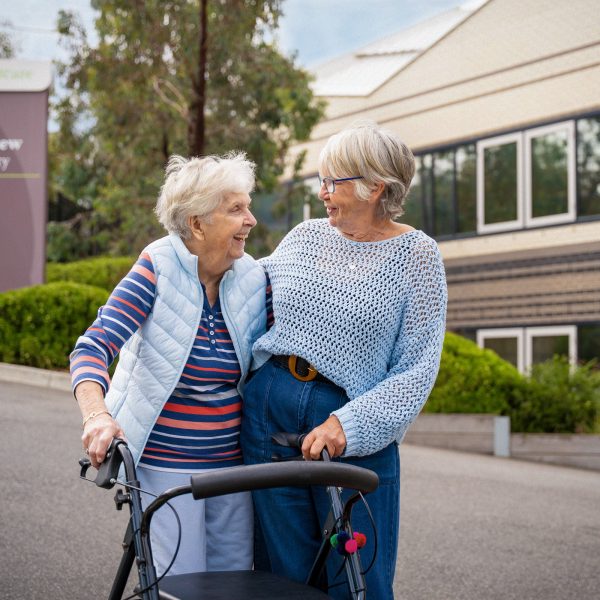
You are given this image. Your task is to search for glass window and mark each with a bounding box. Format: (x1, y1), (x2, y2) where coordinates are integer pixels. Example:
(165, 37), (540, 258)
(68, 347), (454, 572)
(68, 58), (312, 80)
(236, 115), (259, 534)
(531, 334), (569, 364)
(421, 154), (434, 233)
(531, 131), (569, 217)
(477, 134), (522, 233)
(455, 144), (476, 234)
(483, 337), (520, 368)
(525, 122), (575, 226)
(577, 117), (600, 217)
(404, 159), (423, 230)
(578, 324), (600, 364)
(433, 151), (454, 237)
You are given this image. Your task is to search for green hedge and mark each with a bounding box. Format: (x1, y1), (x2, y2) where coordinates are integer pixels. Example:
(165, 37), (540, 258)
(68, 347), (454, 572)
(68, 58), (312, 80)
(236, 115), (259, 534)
(46, 256), (136, 292)
(427, 332), (526, 415)
(512, 357), (600, 433)
(428, 333), (600, 433)
(0, 282), (108, 369)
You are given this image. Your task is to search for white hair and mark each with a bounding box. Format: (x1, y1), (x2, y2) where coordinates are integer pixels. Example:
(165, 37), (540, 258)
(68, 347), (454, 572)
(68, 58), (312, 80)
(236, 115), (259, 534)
(155, 152), (256, 238)
(318, 121), (415, 220)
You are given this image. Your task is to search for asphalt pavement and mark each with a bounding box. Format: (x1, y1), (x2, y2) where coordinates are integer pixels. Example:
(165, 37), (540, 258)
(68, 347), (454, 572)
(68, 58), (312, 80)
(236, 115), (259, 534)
(1, 381), (599, 599)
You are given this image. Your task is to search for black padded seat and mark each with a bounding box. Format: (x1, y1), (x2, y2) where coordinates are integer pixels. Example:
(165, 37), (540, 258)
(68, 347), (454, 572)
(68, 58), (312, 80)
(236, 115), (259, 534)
(156, 570), (331, 599)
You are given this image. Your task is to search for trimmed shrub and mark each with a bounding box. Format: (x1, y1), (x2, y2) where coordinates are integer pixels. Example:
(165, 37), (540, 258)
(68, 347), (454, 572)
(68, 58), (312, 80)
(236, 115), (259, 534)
(0, 282), (108, 369)
(46, 256), (136, 292)
(512, 357), (600, 433)
(427, 332), (526, 415)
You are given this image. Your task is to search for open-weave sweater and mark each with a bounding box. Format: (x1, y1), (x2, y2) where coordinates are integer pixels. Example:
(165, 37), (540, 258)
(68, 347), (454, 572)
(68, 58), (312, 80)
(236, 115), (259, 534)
(253, 219), (447, 457)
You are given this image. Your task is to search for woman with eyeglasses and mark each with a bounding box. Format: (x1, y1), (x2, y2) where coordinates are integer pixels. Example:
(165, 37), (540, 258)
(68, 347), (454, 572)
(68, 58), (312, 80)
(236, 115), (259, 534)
(241, 121), (447, 599)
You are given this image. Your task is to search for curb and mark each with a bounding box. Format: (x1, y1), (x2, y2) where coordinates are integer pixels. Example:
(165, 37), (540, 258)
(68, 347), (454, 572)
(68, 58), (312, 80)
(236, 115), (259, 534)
(0, 362), (71, 392)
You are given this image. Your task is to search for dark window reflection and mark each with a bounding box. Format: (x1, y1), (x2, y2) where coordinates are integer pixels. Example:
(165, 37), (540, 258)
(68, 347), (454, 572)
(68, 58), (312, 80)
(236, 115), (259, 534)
(421, 154), (434, 233)
(483, 141), (518, 225)
(531, 334), (569, 364)
(433, 150), (454, 236)
(456, 144), (476, 233)
(578, 324), (600, 363)
(404, 158), (423, 230)
(577, 117), (600, 217)
(531, 130), (569, 218)
(483, 336), (519, 368)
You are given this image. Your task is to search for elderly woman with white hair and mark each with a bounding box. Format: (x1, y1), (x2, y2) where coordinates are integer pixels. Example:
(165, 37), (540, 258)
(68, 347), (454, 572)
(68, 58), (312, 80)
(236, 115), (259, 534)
(241, 122), (448, 599)
(70, 152), (268, 576)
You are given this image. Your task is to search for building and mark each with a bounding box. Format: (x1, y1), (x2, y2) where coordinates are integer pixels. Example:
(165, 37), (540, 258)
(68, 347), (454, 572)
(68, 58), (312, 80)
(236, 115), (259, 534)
(289, 0), (600, 371)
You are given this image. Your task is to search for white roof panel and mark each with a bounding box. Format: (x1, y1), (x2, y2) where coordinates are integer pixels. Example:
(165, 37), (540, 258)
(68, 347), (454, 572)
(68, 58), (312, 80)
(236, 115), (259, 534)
(312, 0), (488, 97)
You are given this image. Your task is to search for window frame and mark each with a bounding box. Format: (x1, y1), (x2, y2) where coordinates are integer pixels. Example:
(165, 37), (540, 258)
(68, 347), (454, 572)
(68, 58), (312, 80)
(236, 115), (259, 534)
(477, 132), (524, 234)
(477, 328), (525, 373)
(524, 325), (577, 370)
(524, 120), (576, 227)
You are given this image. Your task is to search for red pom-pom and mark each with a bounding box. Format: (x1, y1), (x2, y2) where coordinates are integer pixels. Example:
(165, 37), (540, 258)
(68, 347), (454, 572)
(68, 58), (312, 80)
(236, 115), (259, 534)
(345, 539), (358, 554)
(353, 533), (367, 548)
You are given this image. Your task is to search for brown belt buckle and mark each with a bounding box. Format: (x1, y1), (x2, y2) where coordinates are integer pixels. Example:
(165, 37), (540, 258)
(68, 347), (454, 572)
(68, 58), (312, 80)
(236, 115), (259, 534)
(288, 355), (318, 382)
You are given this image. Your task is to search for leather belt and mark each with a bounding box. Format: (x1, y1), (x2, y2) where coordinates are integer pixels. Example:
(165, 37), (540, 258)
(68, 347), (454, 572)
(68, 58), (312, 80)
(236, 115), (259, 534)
(272, 355), (335, 385)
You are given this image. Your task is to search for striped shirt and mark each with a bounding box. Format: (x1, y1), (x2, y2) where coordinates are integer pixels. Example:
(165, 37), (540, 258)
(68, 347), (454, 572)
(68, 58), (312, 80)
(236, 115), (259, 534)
(71, 252), (272, 472)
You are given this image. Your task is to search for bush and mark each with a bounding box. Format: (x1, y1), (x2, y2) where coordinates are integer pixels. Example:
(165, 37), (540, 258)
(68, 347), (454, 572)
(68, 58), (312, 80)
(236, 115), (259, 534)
(46, 256), (136, 292)
(0, 282), (108, 369)
(512, 357), (600, 433)
(427, 332), (526, 415)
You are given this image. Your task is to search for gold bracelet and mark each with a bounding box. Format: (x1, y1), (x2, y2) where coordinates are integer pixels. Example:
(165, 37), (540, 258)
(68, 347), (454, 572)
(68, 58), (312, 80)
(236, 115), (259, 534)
(82, 410), (111, 428)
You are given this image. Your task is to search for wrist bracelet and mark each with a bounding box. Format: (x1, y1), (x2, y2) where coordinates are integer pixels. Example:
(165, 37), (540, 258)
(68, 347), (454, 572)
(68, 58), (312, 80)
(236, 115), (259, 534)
(82, 410), (111, 428)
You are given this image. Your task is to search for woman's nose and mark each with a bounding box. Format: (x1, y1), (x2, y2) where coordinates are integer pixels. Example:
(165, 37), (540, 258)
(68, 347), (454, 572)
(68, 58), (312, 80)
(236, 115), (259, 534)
(318, 182), (329, 200)
(245, 208), (257, 228)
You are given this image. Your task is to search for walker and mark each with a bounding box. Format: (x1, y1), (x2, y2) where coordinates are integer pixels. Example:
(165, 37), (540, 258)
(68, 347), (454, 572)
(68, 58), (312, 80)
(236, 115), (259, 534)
(79, 435), (379, 599)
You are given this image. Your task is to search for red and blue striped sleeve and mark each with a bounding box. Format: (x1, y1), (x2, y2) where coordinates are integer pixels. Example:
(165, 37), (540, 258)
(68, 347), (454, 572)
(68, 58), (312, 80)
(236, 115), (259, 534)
(70, 252), (156, 394)
(266, 273), (274, 330)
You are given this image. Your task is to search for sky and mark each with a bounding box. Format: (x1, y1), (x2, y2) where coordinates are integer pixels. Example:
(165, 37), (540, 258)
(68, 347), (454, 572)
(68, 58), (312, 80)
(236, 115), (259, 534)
(1, 0), (463, 68)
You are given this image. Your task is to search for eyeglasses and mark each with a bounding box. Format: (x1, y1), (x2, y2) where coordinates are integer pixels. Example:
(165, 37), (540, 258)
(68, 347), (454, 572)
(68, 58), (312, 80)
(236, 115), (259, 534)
(318, 175), (364, 194)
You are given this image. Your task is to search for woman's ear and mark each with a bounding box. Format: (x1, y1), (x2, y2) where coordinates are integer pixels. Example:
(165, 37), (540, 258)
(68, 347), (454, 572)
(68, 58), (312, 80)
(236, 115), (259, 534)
(188, 215), (205, 240)
(368, 181), (385, 204)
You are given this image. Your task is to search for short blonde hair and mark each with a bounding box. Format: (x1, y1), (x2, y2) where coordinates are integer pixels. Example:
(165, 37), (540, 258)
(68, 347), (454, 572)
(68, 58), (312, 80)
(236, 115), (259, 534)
(155, 152), (256, 238)
(318, 121), (415, 220)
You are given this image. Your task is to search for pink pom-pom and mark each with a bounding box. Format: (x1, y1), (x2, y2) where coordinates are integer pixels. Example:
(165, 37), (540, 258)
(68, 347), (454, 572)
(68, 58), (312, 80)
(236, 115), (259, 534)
(353, 533), (367, 548)
(345, 539), (358, 554)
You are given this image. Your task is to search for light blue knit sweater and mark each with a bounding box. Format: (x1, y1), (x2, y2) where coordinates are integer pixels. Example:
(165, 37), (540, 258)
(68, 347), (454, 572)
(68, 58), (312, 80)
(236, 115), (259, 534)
(253, 219), (447, 457)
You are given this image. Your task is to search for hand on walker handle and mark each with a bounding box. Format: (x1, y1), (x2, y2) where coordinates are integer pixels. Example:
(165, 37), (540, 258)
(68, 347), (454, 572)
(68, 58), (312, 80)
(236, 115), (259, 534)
(301, 415), (346, 460)
(82, 413), (126, 469)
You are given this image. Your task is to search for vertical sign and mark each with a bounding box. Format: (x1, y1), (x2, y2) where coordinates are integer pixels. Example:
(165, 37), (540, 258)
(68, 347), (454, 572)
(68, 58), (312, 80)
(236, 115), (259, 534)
(0, 60), (52, 292)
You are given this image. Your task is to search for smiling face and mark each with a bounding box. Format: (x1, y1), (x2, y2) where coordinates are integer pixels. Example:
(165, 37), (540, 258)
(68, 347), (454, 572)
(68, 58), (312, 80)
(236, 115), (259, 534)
(318, 176), (378, 237)
(204, 191), (257, 263)
(186, 191), (257, 276)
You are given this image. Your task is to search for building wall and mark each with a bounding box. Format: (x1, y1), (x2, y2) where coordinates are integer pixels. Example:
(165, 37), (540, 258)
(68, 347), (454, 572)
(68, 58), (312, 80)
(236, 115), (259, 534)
(291, 0), (600, 176)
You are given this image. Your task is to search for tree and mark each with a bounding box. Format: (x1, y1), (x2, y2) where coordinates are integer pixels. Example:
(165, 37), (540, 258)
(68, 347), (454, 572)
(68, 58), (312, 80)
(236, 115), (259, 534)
(53, 0), (324, 256)
(0, 21), (16, 58)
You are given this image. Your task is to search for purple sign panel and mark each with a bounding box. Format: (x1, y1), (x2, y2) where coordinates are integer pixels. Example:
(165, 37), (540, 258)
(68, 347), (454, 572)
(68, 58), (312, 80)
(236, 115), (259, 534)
(0, 61), (50, 292)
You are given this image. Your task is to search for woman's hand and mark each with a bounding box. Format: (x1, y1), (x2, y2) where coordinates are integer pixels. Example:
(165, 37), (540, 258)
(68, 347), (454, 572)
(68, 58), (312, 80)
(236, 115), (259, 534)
(82, 413), (126, 469)
(75, 380), (126, 469)
(301, 415), (347, 460)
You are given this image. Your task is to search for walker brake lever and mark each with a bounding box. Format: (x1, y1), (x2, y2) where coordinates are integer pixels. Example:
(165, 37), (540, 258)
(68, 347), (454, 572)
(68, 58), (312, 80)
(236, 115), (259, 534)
(78, 438), (126, 489)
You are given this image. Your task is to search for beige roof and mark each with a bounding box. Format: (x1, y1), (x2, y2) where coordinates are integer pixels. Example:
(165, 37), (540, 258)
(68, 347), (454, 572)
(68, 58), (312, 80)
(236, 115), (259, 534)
(312, 0), (488, 97)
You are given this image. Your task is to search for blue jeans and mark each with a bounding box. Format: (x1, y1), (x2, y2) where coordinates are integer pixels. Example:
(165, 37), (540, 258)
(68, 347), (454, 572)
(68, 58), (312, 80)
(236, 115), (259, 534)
(241, 358), (400, 600)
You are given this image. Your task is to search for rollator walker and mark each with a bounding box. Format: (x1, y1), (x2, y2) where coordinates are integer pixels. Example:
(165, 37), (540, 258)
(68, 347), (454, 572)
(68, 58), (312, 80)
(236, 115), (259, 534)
(79, 435), (379, 600)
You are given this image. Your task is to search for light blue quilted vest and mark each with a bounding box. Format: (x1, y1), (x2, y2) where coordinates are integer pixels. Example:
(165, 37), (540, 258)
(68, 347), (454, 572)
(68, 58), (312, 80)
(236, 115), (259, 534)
(104, 233), (267, 466)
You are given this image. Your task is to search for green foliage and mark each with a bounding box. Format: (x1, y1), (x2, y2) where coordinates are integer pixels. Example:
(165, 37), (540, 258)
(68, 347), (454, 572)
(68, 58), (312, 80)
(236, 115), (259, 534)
(0, 283), (108, 369)
(512, 357), (600, 433)
(52, 1), (324, 256)
(427, 332), (525, 415)
(46, 256), (136, 291)
(428, 333), (600, 434)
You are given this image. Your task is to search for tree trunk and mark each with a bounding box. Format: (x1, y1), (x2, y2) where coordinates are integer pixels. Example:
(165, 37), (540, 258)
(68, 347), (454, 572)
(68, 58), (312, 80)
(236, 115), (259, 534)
(188, 0), (208, 156)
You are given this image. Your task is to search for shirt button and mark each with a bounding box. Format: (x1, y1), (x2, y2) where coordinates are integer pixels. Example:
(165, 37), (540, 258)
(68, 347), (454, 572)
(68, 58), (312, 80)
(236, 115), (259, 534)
(208, 315), (214, 320)
(209, 322), (214, 328)
(210, 330), (215, 336)
(211, 339), (216, 345)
